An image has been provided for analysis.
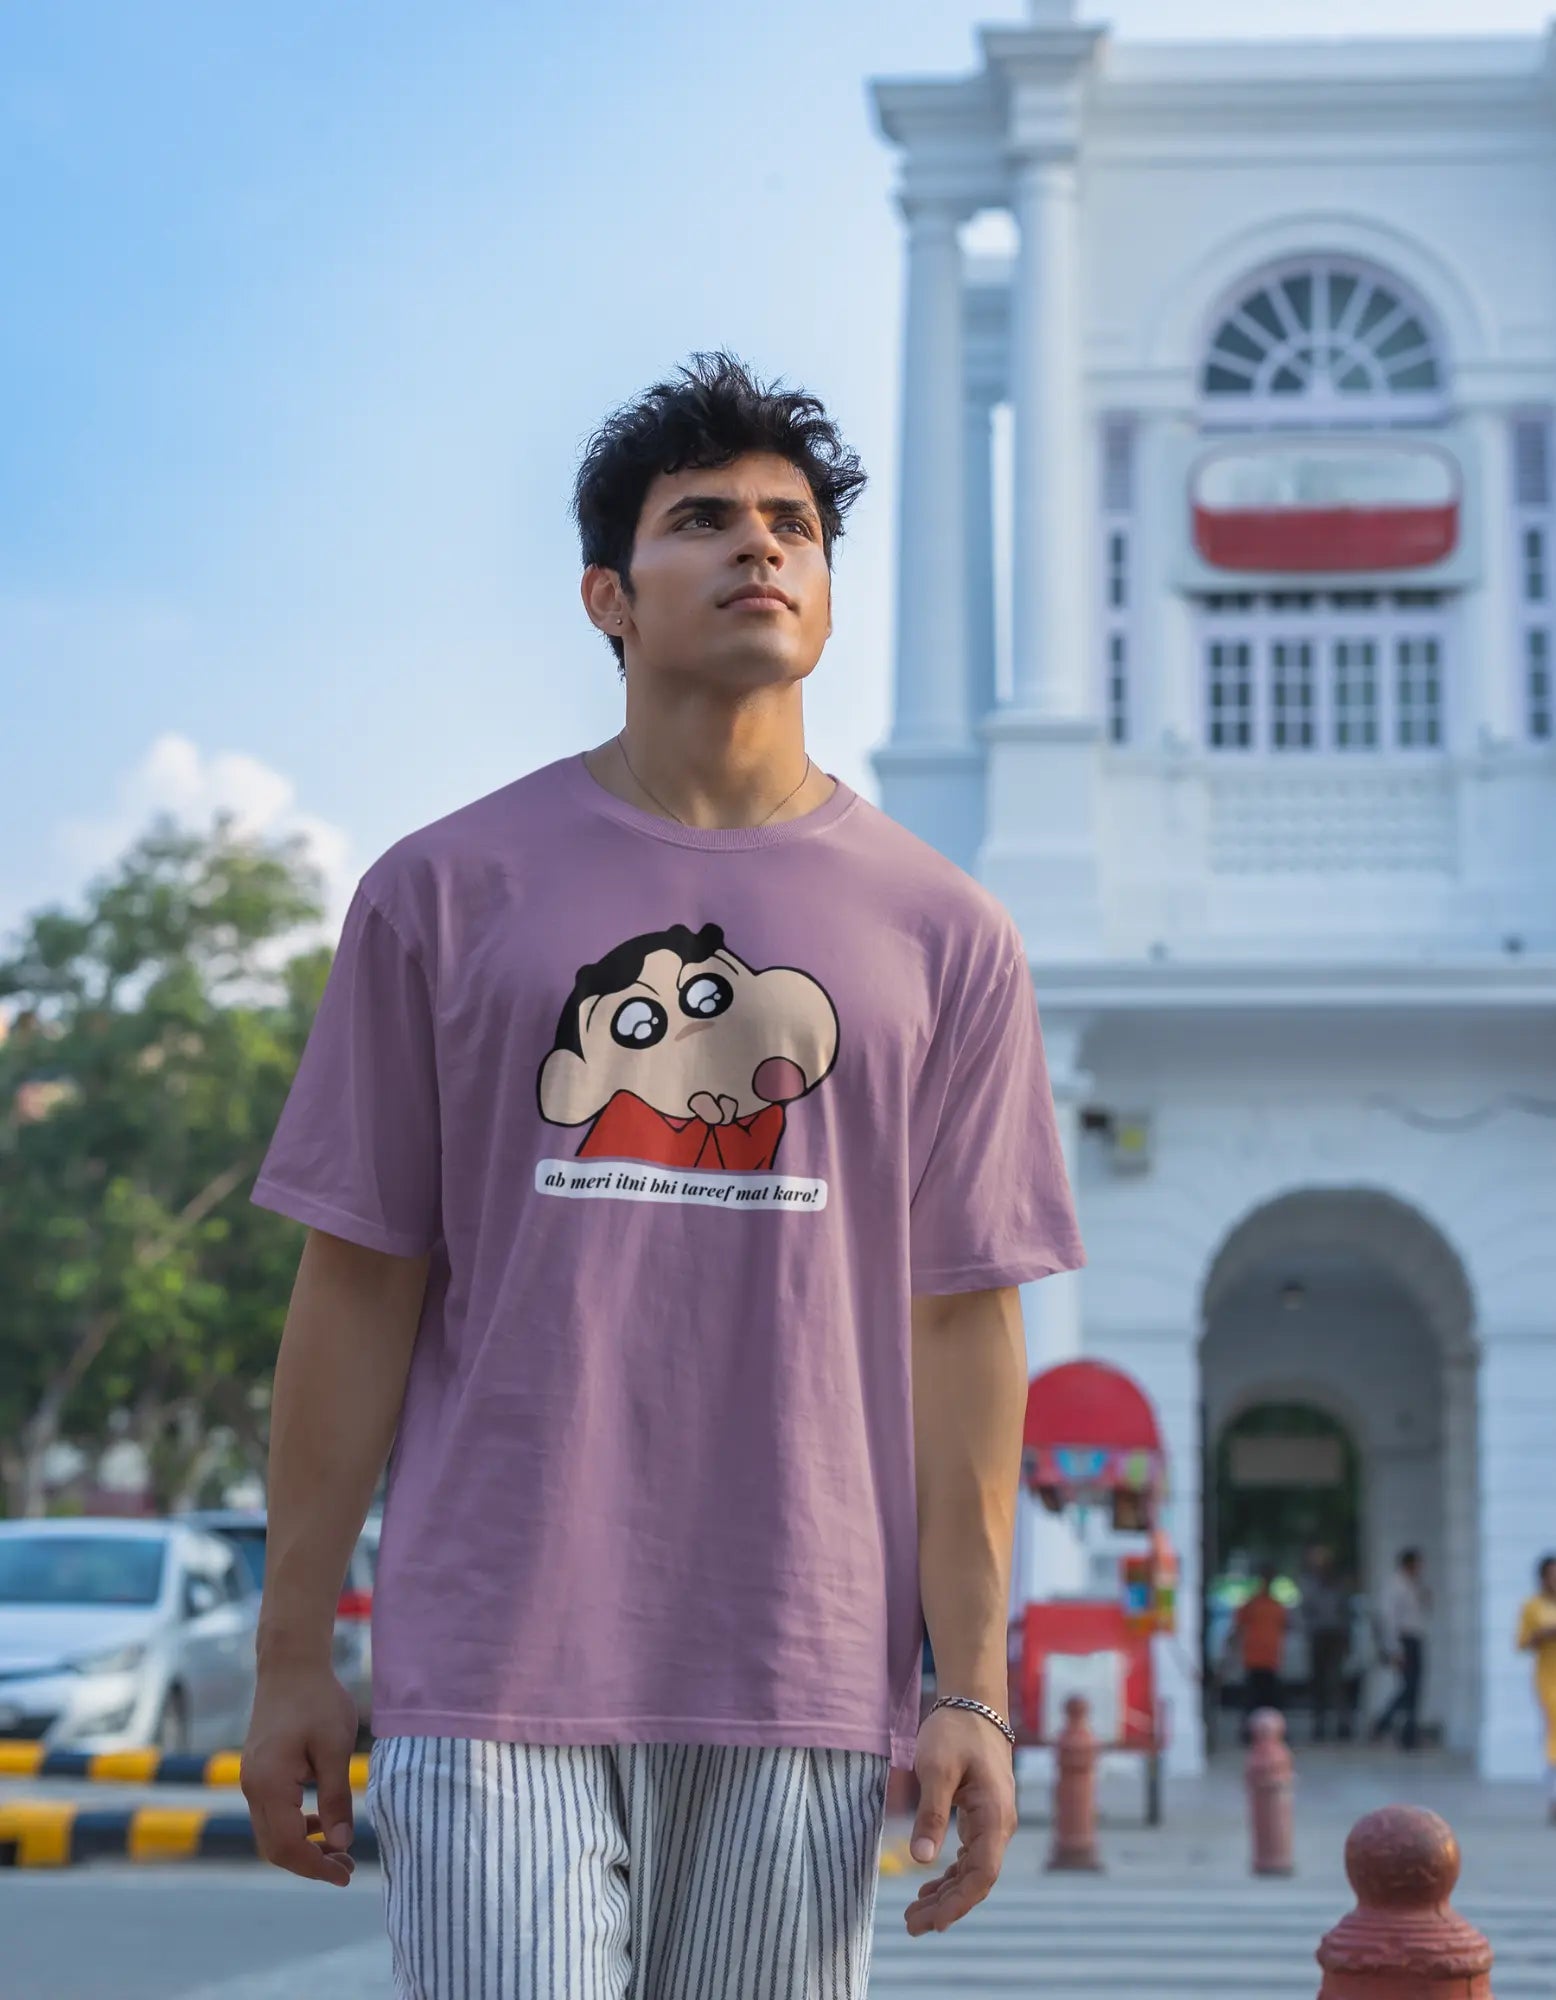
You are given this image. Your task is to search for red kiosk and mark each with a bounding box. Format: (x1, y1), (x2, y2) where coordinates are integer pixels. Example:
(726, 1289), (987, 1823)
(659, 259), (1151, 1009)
(1009, 1359), (1175, 1825)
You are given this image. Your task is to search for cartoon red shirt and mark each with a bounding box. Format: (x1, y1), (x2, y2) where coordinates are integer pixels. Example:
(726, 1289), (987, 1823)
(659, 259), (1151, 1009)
(577, 1089), (786, 1172)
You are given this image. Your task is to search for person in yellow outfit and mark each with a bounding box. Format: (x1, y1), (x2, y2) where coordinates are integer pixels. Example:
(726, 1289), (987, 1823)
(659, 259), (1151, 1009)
(1516, 1553), (1556, 1821)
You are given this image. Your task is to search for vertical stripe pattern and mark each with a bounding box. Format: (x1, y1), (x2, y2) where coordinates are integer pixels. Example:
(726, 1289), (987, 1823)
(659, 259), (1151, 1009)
(367, 1736), (889, 1999)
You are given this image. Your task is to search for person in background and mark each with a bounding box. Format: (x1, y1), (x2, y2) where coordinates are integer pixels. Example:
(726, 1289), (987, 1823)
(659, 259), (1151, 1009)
(1370, 1546), (1429, 1751)
(1515, 1552), (1556, 1822)
(1229, 1562), (1288, 1740)
(1340, 1570), (1370, 1732)
(1299, 1543), (1353, 1743)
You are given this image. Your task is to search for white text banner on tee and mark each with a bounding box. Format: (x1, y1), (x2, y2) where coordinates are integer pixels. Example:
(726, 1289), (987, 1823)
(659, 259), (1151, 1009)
(535, 1158), (828, 1212)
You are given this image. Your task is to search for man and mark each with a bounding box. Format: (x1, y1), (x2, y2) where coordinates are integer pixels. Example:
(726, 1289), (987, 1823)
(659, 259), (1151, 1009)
(240, 352), (1085, 1996)
(1299, 1544), (1353, 1743)
(1229, 1563), (1288, 1740)
(1372, 1547), (1430, 1751)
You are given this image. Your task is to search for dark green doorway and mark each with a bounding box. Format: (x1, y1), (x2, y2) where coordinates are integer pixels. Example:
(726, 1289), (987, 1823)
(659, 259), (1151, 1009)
(1215, 1401), (1360, 1578)
(1203, 1401), (1362, 1746)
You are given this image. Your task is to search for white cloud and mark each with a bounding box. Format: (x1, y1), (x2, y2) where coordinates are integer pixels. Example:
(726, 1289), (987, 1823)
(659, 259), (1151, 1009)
(45, 732), (355, 986)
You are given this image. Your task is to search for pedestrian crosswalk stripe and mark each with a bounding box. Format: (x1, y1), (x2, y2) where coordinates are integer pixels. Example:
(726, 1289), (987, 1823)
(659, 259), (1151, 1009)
(865, 1880), (1556, 1998)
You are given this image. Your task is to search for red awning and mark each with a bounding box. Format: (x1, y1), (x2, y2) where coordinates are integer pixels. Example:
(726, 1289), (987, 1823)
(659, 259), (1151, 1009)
(1021, 1360), (1167, 1506)
(1024, 1360), (1163, 1454)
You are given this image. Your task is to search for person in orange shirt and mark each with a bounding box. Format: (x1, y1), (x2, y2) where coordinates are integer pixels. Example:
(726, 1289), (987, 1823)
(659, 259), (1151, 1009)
(1229, 1563), (1289, 1741)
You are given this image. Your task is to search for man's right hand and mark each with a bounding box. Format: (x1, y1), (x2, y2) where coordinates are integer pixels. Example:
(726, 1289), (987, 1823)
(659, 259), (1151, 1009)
(241, 1664), (361, 1887)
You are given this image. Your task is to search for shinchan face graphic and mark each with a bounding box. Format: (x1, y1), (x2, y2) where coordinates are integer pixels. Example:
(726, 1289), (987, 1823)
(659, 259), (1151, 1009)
(536, 921), (838, 1173)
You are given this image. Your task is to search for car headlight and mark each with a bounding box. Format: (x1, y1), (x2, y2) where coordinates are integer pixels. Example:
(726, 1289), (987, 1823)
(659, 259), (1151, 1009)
(69, 1642), (147, 1676)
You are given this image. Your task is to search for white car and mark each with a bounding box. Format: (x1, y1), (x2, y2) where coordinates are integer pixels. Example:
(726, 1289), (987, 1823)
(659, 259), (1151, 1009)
(184, 1508), (382, 1736)
(0, 1517), (259, 1754)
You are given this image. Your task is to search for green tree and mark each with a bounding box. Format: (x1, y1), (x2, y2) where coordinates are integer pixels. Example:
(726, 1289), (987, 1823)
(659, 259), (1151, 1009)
(0, 812), (334, 1516)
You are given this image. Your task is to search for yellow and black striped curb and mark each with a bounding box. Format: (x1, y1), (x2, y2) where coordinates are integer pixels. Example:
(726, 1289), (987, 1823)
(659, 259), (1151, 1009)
(0, 1742), (370, 1789)
(0, 1796), (918, 1875)
(0, 1800), (381, 1868)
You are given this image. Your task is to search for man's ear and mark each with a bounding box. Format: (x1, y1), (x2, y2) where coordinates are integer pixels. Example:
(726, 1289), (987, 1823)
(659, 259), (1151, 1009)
(538, 1045), (605, 1126)
(581, 564), (629, 635)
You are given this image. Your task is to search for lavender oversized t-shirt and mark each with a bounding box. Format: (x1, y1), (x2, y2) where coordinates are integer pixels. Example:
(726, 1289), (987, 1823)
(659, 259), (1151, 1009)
(251, 752), (1085, 1769)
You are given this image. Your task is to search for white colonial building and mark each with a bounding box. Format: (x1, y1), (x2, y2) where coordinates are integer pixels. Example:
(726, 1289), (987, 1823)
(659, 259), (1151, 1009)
(872, 5), (1556, 1777)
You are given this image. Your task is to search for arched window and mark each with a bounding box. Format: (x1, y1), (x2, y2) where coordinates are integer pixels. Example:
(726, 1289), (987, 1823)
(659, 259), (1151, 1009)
(1201, 259), (1444, 426)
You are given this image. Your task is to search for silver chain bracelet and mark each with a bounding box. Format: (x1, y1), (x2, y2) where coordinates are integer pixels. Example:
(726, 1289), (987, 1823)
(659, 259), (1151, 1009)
(926, 1694), (1017, 1749)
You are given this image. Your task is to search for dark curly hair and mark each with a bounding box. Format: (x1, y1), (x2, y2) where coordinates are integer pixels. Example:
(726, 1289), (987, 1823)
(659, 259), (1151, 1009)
(572, 350), (867, 673)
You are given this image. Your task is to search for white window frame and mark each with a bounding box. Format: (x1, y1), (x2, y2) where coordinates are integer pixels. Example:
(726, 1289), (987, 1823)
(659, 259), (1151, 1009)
(1269, 635), (1318, 751)
(1512, 412), (1554, 742)
(1205, 625), (1255, 751)
(1332, 634), (1381, 751)
(1099, 417), (1134, 745)
(1199, 256), (1447, 432)
(1394, 633), (1444, 750)
(1196, 591), (1453, 757)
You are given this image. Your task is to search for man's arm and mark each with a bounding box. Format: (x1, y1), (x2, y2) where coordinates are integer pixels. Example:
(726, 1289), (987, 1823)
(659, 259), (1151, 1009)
(903, 1284), (1026, 1937)
(912, 1285), (1025, 1711)
(241, 1225), (429, 1886)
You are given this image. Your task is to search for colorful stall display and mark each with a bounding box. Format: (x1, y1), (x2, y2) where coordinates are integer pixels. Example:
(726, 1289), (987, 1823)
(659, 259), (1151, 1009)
(1011, 1359), (1176, 1824)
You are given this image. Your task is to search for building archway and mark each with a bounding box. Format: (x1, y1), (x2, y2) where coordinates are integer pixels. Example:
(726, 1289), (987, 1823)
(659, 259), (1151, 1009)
(1198, 1187), (1479, 1754)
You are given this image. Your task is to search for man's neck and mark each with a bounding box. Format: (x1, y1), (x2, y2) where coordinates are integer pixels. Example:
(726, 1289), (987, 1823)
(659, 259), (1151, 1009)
(582, 729), (834, 830)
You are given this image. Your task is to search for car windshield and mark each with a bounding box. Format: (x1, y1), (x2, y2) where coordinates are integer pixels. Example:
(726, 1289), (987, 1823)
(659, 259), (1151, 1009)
(0, 1536), (166, 1607)
(219, 1531), (267, 1591)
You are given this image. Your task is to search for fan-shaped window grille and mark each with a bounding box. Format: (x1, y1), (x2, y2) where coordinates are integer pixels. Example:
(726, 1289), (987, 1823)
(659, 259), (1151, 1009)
(1201, 260), (1444, 423)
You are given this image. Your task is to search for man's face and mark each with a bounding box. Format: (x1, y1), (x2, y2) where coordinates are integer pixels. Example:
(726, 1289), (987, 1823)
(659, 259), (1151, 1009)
(583, 452), (832, 686)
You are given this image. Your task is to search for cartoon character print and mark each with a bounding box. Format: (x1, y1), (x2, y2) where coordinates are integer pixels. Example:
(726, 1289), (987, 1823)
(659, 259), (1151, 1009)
(536, 921), (838, 1172)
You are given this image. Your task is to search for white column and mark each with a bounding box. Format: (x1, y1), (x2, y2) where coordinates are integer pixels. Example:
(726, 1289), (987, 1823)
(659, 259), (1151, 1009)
(1008, 152), (1088, 720)
(892, 195), (969, 746)
(1017, 1011), (1090, 1602)
(1463, 408), (1520, 748)
(965, 387), (999, 733)
(1130, 411), (1199, 751)
(1478, 1330), (1553, 1777)
(1441, 1352), (1481, 1754)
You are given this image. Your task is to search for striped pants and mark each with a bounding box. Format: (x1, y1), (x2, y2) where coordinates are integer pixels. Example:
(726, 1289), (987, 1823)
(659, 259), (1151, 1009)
(367, 1735), (891, 2000)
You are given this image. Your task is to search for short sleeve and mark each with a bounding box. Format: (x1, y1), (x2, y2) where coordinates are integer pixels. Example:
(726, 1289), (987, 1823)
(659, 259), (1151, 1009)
(908, 946), (1086, 1296)
(250, 885), (442, 1258)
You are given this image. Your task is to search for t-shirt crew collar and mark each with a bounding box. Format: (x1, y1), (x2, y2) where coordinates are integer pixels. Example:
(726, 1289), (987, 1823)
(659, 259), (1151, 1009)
(561, 749), (859, 852)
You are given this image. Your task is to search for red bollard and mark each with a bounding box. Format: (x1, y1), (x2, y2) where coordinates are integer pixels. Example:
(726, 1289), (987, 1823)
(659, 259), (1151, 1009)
(1316, 1805), (1494, 1999)
(1047, 1694), (1103, 1872)
(1245, 1708), (1294, 1876)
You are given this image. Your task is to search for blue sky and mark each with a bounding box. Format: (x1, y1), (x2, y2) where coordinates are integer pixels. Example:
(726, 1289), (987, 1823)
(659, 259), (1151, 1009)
(4, 0), (1551, 951)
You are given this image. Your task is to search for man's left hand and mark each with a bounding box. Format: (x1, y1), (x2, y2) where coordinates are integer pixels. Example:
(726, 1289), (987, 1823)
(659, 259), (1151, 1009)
(903, 1705), (1017, 1936)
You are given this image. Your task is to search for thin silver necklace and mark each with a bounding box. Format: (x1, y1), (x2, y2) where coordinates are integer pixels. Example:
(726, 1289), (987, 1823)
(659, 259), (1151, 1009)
(614, 731), (811, 829)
